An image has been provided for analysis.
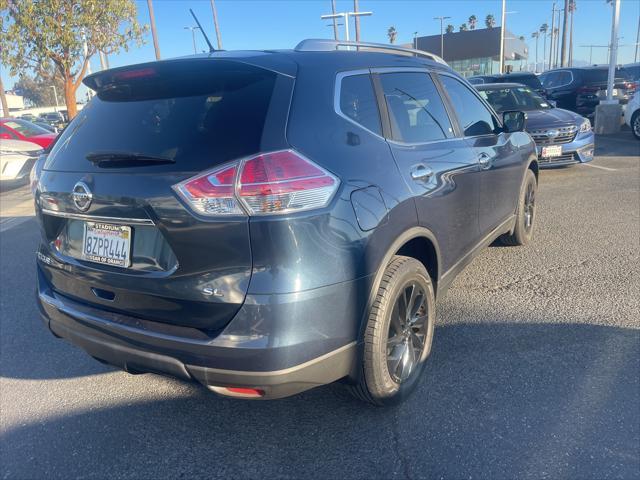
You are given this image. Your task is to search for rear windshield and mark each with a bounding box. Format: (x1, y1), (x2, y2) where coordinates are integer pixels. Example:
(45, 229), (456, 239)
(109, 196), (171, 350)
(45, 60), (280, 173)
(3, 119), (51, 136)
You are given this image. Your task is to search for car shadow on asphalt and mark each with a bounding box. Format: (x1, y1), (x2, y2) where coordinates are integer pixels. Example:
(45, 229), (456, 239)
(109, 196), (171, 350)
(2, 321), (638, 479)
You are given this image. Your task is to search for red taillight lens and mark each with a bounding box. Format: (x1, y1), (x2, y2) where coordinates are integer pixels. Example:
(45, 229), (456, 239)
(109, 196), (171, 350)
(238, 150), (338, 215)
(209, 386), (265, 398)
(173, 150), (339, 217)
(173, 163), (244, 216)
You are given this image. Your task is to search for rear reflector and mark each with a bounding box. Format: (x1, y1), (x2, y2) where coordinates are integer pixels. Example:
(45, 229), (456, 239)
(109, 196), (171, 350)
(208, 386), (265, 398)
(173, 149), (339, 217)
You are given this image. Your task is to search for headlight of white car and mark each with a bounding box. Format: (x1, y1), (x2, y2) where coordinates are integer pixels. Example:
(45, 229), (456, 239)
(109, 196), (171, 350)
(579, 118), (592, 133)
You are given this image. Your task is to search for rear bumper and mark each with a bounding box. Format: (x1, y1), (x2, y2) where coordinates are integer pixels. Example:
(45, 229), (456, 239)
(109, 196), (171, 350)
(536, 132), (595, 168)
(37, 266), (362, 399)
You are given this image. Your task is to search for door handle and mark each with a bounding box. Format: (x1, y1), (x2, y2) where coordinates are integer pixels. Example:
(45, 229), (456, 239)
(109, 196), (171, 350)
(478, 152), (491, 168)
(410, 164), (434, 181)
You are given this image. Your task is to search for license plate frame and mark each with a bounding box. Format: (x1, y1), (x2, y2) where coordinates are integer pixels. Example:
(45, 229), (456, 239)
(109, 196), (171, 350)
(82, 222), (132, 268)
(541, 145), (562, 158)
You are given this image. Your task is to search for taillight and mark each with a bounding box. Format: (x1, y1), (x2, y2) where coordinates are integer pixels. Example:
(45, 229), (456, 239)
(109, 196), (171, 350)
(173, 149), (339, 217)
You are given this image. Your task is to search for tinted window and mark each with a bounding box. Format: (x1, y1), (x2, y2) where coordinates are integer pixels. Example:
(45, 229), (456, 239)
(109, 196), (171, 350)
(379, 72), (453, 143)
(468, 77), (485, 85)
(339, 74), (382, 135)
(45, 61), (281, 173)
(439, 75), (498, 137)
(540, 71), (572, 88)
(503, 74), (543, 90)
(582, 68), (627, 83)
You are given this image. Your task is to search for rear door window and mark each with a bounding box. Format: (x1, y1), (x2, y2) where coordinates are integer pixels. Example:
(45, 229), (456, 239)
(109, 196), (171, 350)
(45, 60), (283, 173)
(378, 72), (453, 143)
(339, 74), (382, 135)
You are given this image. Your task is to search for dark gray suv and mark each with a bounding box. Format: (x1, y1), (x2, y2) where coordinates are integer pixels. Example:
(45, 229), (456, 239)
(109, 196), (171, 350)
(34, 39), (538, 405)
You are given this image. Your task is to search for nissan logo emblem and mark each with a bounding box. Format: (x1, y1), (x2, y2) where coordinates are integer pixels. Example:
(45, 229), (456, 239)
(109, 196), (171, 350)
(72, 182), (93, 212)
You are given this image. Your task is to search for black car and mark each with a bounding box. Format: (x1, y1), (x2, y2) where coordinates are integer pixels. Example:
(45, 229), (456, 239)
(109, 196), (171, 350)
(469, 72), (547, 98)
(540, 66), (636, 118)
(34, 40), (538, 405)
(476, 83), (595, 168)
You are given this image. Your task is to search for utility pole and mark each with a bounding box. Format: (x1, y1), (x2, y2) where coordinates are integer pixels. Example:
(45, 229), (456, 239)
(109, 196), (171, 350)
(433, 16), (451, 58)
(549, 3), (556, 70)
(147, 0), (161, 60)
(331, 0), (339, 40)
(560, 0), (569, 66)
(0, 76), (9, 117)
(353, 0), (361, 42)
(606, 0), (620, 103)
(499, 0), (506, 73)
(209, 0), (223, 50)
(414, 32), (419, 50)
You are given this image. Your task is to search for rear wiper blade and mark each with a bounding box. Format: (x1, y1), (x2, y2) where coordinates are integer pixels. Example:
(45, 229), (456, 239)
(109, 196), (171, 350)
(86, 152), (176, 167)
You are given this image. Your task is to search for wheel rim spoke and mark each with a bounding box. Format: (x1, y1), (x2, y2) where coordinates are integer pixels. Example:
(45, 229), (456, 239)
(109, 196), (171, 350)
(386, 280), (430, 384)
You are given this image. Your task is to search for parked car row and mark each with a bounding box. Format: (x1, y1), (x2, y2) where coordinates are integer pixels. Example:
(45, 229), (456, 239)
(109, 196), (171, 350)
(19, 111), (67, 132)
(470, 64), (638, 120)
(1, 117), (58, 185)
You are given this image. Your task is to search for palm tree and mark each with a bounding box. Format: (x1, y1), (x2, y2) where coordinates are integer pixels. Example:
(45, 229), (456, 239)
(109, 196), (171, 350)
(540, 23), (549, 70)
(485, 14), (496, 28)
(459, 23), (468, 32)
(468, 15), (477, 30)
(387, 26), (397, 44)
(445, 24), (454, 34)
(531, 31), (540, 72)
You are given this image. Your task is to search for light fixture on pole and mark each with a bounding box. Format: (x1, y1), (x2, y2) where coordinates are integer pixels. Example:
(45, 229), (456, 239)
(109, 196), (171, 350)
(321, 11), (372, 42)
(184, 26), (201, 54)
(433, 16), (450, 58)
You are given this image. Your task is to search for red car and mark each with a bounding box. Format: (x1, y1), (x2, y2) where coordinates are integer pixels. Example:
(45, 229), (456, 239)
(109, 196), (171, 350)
(0, 118), (57, 148)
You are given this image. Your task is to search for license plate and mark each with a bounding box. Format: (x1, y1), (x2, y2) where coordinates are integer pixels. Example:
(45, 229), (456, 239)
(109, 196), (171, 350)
(541, 145), (562, 158)
(82, 222), (131, 267)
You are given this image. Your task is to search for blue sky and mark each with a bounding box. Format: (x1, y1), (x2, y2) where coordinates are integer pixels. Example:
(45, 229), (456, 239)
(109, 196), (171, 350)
(2, 0), (639, 93)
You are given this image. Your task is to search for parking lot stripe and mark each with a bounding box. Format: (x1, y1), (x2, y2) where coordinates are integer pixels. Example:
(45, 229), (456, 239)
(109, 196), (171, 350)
(583, 163), (618, 172)
(0, 217), (32, 233)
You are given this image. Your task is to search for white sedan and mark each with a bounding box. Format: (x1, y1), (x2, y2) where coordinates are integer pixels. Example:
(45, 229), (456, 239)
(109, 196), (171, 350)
(624, 90), (640, 140)
(0, 139), (43, 184)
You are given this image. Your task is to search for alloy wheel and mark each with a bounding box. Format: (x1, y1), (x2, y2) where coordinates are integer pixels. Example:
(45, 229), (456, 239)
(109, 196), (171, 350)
(386, 282), (429, 384)
(634, 114), (640, 138)
(523, 181), (536, 232)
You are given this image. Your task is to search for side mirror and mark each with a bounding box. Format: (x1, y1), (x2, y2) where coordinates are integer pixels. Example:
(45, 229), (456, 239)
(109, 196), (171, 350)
(502, 111), (527, 133)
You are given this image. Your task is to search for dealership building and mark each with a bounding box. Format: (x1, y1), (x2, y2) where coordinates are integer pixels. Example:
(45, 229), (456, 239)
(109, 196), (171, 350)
(415, 27), (529, 77)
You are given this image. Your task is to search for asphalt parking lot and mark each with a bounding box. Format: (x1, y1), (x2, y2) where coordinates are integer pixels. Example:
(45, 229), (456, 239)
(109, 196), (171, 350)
(1, 132), (638, 479)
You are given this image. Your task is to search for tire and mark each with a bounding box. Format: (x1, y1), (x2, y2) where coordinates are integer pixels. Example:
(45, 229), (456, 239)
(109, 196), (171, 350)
(499, 169), (537, 247)
(632, 111), (640, 140)
(350, 256), (435, 406)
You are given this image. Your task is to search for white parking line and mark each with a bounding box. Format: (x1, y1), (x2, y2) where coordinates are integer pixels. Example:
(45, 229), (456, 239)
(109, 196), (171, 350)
(0, 216), (32, 233)
(583, 163), (618, 172)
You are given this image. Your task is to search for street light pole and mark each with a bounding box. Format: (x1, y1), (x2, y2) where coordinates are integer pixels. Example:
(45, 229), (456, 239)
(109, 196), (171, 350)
(414, 31), (419, 50)
(50, 86), (59, 112)
(321, 11), (372, 43)
(606, 0), (620, 103)
(499, 0), (506, 74)
(184, 26), (200, 54)
(433, 16), (450, 58)
(209, 0), (223, 50)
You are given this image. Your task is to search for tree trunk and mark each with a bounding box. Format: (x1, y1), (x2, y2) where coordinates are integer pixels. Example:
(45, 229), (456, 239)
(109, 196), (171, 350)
(0, 76), (9, 117)
(64, 76), (78, 119)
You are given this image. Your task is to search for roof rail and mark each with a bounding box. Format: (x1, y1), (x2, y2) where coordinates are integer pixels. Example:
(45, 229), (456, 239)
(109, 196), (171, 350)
(294, 39), (447, 65)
